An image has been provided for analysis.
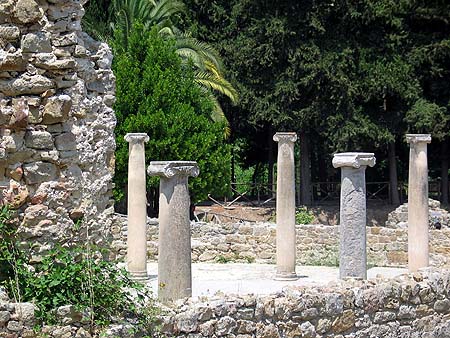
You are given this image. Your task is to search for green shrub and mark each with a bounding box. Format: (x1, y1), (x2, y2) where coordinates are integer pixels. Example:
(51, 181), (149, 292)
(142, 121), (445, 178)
(0, 205), (161, 334)
(295, 207), (315, 225)
(113, 24), (231, 204)
(270, 206), (315, 225)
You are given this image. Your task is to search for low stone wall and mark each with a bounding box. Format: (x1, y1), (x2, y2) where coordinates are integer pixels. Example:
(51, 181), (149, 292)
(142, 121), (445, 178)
(112, 218), (450, 268)
(3, 269), (450, 337)
(160, 268), (450, 337)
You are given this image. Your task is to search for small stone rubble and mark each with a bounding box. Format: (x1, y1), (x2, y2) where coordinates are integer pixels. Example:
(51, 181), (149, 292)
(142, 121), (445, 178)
(386, 199), (450, 229)
(0, 0), (116, 257)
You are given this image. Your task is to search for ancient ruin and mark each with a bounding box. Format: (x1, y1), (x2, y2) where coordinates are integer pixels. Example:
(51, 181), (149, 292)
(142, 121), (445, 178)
(0, 0), (116, 258)
(1, 0), (449, 337)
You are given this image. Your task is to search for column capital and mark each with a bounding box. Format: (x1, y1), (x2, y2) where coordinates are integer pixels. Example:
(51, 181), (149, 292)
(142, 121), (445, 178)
(273, 132), (297, 143)
(148, 161), (199, 178)
(125, 133), (149, 144)
(406, 134), (431, 144)
(332, 152), (376, 169)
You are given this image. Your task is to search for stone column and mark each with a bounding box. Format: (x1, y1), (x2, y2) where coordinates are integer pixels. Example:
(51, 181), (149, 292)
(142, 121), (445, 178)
(148, 161), (199, 303)
(406, 134), (431, 272)
(125, 133), (149, 280)
(273, 132), (298, 280)
(332, 152), (376, 279)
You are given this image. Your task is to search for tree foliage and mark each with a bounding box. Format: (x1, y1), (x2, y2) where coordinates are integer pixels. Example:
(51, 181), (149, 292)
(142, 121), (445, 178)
(113, 25), (231, 203)
(183, 0), (450, 185)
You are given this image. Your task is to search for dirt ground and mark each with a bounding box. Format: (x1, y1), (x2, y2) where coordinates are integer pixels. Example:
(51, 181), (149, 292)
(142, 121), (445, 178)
(195, 201), (396, 226)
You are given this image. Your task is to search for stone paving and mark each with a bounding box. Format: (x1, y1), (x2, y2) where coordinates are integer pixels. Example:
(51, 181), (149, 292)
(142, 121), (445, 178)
(146, 262), (407, 297)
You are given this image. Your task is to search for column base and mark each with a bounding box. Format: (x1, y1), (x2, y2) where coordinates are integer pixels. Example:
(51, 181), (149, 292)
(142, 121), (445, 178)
(129, 270), (149, 281)
(274, 272), (298, 281)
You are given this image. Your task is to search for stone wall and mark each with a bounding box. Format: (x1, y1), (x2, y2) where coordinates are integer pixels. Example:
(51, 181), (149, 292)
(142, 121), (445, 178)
(160, 268), (450, 337)
(114, 219), (450, 268)
(0, 0), (116, 256)
(3, 269), (450, 337)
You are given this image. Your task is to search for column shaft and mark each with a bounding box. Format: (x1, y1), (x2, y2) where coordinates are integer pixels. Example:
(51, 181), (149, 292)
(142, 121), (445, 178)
(273, 132), (297, 280)
(158, 175), (192, 302)
(340, 167), (367, 279)
(333, 152), (375, 280)
(407, 134), (431, 272)
(125, 133), (149, 280)
(148, 161), (199, 303)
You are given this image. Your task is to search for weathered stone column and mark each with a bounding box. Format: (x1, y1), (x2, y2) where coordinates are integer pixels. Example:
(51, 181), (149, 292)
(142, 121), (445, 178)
(148, 161), (199, 303)
(406, 134), (431, 272)
(125, 133), (149, 280)
(333, 152), (376, 279)
(273, 132), (298, 280)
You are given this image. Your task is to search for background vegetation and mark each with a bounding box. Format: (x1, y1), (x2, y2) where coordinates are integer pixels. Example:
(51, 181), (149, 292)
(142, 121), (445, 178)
(84, 0), (450, 208)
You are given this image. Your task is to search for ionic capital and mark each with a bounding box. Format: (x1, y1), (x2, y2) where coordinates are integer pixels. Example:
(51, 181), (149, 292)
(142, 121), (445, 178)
(406, 134), (431, 145)
(332, 152), (376, 169)
(148, 161), (199, 178)
(273, 132), (297, 143)
(124, 133), (149, 144)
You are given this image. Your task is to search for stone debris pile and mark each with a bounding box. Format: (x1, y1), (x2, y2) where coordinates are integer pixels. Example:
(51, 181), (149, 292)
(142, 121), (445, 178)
(386, 199), (450, 229)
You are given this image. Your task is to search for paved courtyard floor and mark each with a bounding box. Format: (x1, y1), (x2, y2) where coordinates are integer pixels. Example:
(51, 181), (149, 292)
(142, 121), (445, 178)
(146, 263), (407, 297)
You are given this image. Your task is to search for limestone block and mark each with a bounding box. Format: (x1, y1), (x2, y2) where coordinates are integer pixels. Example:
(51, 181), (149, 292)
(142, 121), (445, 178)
(23, 161), (57, 184)
(14, 303), (36, 322)
(0, 51), (26, 72)
(52, 32), (78, 47)
(42, 95), (72, 124)
(25, 130), (53, 149)
(13, 0), (42, 24)
(0, 24), (20, 41)
(21, 33), (52, 53)
(6, 320), (23, 332)
(54, 132), (76, 151)
(7, 163), (23, 181)
(33, 54), (76, 70)
(86, 70), (115, 94)
(0, 1), (15, 19)
(0, 311), (10, 325)
(0, 74), (54, 96)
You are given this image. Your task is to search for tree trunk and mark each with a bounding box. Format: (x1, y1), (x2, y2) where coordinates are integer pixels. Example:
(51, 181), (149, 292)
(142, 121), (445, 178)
(300, 132), (312, 206)
(441, 138), (449, 206)
(318, 148), (328, 196)
(268, 126), (274, 197)
(388, 140), (400, 205)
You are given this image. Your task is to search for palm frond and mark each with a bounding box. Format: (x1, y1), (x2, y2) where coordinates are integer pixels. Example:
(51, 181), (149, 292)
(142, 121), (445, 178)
(195, 71), (239, 104)
(174, 34), (223, 72)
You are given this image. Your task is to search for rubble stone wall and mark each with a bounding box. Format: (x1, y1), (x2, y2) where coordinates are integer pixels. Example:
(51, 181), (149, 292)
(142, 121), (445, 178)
(161, 269), (450, 337)
(0, 0), (116, 257)
(113, 219), (450, 268)
(3, 269), (450, 337)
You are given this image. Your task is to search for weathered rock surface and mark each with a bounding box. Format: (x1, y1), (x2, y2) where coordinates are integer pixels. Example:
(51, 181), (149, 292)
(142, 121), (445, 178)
(0, 0), (116, 259)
